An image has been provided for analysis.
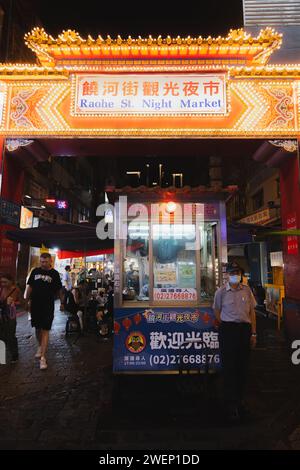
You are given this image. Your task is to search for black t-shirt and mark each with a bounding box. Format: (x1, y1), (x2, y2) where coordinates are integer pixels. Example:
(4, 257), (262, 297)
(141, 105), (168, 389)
(27, 268), (62, 303)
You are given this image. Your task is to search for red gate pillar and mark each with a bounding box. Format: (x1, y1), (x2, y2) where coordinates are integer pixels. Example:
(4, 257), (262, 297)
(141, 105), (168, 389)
(0, 138), (25, 277)
(280, 148), (300, 340)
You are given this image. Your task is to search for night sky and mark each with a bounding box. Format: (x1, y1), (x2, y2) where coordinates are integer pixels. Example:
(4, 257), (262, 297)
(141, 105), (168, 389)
(36, 0), (243, 38)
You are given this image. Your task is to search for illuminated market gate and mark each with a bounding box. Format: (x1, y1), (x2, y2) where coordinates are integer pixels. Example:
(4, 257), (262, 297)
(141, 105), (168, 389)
(0, 27), (300, 371)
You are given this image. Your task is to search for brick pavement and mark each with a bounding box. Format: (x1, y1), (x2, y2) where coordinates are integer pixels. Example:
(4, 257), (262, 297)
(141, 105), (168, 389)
(1, 305), (300, 450)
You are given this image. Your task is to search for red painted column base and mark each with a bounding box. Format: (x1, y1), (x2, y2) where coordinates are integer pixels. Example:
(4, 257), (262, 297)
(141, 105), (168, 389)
(280, 150), (300, 341)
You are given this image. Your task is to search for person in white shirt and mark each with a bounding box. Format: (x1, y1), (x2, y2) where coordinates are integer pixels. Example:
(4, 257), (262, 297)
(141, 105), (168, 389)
(61, 265), (72, 309)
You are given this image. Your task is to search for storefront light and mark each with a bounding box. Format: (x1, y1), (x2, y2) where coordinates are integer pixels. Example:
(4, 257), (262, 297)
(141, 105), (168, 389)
(166, 201), (177, 213)
(152, 224), (195, 240)
(105, 208), (113, 223)
(128, 223), (149, 239)
(129, 233), (149, 239)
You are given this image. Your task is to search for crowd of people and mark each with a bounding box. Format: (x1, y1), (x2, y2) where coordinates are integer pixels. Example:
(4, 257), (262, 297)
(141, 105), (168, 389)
(0, 253), (114, 370)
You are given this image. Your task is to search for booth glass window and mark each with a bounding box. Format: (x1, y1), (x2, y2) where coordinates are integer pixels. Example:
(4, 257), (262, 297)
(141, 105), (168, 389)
(153, 224), (197, 302)
(121, 216), (220, 305)
(123, 222), (149, 301)
(200, 222), (219, 301)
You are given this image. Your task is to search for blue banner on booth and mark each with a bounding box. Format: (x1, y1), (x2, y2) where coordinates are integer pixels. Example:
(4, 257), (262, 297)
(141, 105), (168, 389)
(113, 307), (221, 373)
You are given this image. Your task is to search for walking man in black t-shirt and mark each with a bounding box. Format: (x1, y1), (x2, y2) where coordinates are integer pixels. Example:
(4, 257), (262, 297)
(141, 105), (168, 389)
(25, 253), (63, 370)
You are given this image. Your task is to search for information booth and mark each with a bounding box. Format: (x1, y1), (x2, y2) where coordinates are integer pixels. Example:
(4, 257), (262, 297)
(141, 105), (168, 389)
(111, 187), (230, 374)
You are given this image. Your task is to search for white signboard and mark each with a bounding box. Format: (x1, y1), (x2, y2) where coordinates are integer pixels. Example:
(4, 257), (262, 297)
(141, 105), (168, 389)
(73, 74), (226, 116)
(270, 251), (283, 267)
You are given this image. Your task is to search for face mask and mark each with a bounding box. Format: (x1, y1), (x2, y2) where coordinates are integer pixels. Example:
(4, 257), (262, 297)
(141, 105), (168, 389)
(229, 274), (240, 284)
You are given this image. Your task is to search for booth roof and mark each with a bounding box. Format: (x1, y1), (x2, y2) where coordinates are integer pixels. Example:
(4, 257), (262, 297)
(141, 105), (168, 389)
(105, 184), (238, 202)
(5, 223), (114, 252)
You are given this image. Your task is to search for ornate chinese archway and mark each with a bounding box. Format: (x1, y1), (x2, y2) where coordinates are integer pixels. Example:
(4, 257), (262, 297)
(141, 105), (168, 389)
(0, 27), (298, 139)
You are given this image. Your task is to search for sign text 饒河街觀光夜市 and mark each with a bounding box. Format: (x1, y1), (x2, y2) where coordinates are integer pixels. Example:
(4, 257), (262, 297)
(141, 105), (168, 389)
(73, 74), (227, 115)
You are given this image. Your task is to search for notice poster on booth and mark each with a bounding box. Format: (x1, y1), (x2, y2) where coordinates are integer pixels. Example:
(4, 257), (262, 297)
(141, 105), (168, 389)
(155, 263), (177, 285)
(178, 263), (196, 288)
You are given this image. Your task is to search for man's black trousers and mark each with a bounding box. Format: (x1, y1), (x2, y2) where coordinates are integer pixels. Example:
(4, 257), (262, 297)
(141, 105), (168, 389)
(219, 321), (252, 406)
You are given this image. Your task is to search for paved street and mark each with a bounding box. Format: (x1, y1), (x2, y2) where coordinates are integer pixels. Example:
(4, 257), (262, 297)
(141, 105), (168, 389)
(1, 306), (300, 450)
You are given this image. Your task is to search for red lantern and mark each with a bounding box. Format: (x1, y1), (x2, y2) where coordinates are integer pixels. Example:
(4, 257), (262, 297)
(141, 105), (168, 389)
(133, 313), (142, 325)
(202, 312), (210, 324)
(122, 317), (132, 331)
(114, 321), (121, 335)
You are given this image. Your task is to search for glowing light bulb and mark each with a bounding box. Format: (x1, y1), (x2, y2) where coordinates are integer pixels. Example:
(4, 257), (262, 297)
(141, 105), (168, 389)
(166, 201), (177, 213)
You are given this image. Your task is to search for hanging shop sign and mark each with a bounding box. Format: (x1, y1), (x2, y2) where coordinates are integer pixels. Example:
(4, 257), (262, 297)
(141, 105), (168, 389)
(20, 206), (33, 229)
(72, 74), (227, 116)
(239, 207), (273, 225)
(270, 251), (283, 267)
(0, 199), (21, 226)
(287, 212), (298, 255)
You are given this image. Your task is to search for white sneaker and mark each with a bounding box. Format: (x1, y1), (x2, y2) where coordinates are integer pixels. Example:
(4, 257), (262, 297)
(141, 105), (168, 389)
(40, 356), (48, 370)
(35, 347), (42, 358)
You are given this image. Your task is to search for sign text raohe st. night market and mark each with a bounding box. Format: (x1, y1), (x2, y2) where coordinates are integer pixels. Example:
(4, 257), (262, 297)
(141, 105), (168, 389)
(73, 74), (226, 115)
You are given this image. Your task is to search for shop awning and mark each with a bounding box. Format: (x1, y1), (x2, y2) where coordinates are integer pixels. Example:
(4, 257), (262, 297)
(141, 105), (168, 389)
(227, 223), (254, 245)
(57, 248), (114, 260)
(5, 223), (114, 252)
(227, 222), (283, 245)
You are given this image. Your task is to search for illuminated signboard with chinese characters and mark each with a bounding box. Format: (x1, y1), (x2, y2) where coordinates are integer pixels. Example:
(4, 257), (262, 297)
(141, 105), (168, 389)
(113, 307), (220, 372)
(73, 74), (227, 116)
(287, 212), (298, 255)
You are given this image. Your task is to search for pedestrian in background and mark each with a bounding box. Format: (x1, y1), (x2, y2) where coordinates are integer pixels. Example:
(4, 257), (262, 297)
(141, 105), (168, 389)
(213, 262), (257, 423)
(0, 273), (22, 363)
(62, 265), (72, 307)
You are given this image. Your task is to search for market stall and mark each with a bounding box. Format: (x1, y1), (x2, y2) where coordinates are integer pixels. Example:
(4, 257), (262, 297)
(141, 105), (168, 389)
(5, 223), (114, 288)
(111, 187), (230, 374)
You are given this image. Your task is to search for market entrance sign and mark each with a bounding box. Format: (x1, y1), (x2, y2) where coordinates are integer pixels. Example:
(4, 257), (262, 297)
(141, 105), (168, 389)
(0, 28), (299, 137)
(72, 74), (227, 116)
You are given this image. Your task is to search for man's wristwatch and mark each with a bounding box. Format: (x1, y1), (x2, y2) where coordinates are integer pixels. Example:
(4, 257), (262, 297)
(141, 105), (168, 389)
(251, 333), (257, 337)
